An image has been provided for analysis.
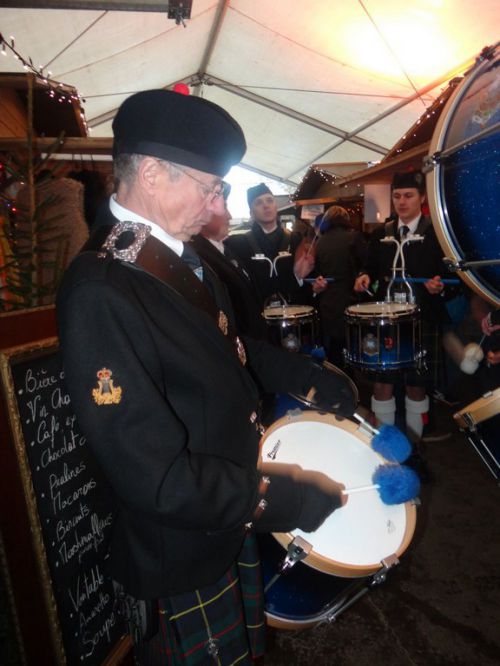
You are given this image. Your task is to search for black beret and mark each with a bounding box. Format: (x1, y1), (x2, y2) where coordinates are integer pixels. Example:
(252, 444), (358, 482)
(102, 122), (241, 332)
(391, 171), (425, 193)
(247, 183), (272, 207)
(112, 89), (246, 177)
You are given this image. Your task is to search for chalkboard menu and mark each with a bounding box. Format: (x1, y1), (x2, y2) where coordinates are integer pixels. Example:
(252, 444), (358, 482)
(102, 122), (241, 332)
(0, 338), (130, 665)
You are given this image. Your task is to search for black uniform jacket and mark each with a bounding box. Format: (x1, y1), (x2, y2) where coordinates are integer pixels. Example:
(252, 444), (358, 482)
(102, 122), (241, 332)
(224, 222), (307, 306)
(314, 223), (368, 339)
(56, 208), (339, 600)
(362, 216), (452, 324)
(190, 234), (268, 340)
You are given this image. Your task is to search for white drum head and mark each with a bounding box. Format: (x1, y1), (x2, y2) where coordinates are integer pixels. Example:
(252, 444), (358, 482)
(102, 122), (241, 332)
(263, 305), (316, 320)
(259, 412), (416, 577)
(346, 302), (417, 317)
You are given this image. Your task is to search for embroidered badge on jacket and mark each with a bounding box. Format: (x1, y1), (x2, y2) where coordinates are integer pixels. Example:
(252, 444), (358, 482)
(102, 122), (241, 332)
(218, 311), (228, 336)
(92, 368), (122, 405)
(236, 336), (247, 365)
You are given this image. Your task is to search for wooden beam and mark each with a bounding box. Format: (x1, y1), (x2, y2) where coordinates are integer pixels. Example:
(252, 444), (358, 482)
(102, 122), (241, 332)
(336, 141), (431, 186)
(0, 136), (113, 155)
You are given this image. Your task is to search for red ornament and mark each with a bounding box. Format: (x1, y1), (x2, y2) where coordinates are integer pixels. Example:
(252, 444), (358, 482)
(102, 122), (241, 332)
(172, 83), (190, 96)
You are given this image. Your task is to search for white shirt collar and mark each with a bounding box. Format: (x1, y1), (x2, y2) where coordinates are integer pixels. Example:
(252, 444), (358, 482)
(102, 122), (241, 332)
(109, 195), (184, 257)
(397, 215), (421, 235)
(207, 238), (225, 254)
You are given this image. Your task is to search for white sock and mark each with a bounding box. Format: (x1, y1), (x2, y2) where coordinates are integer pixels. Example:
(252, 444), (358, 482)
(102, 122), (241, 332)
(371, 396), (396, 426)
(405, 395), (430, 442)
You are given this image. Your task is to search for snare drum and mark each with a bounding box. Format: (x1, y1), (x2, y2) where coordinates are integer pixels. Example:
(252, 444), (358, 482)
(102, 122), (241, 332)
(344, 302), (423, 371)
(454, 388), (500, 481)
(263, 304), (318, 353)
(258, 411), (417, 628)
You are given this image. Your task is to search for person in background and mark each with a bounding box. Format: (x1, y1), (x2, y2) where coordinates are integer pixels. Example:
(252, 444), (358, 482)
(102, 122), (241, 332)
(479, 307), (500, 391)
(310, 205), (367, 367)
(57, 89), (356, 665)
(191, 188), (268, 339)
(354, 171), (452, 447)
(225, 184), (313, 307)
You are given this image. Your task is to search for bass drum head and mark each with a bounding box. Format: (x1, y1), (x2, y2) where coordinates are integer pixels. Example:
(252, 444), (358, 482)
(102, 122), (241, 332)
(259, 412), (417, 577)
(426, 45), (500, 307)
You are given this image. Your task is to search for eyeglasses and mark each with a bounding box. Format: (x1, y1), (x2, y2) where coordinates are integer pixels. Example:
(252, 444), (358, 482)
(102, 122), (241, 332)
(170, 162), (229, 203)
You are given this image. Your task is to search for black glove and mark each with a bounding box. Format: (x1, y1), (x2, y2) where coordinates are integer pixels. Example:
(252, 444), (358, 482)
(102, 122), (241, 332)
(295, 477), (343, 532)
(254, 468), (344, 534)
(307, 364), (357, 417)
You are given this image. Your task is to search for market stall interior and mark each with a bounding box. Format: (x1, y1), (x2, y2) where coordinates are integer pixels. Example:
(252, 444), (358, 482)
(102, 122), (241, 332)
(0, 3), (499, 666)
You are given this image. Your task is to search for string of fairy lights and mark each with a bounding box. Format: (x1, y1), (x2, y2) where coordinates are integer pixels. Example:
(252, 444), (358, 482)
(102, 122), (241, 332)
(0, 32), (88, 133)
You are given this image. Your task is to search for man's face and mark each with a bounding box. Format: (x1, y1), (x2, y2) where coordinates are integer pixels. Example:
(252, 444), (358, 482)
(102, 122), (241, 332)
(151, 162), (225, 242)
(251, 193), (278, 227)
(391, 187), (425, 224)
(202, 203), (231, 241)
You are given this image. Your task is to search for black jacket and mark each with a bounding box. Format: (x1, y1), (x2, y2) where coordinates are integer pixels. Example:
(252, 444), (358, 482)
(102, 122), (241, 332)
(224, 222), (307, 306)
(57, 205), (354, 599)
(314, 223), (368, 338)
(190, 234), (268, 339)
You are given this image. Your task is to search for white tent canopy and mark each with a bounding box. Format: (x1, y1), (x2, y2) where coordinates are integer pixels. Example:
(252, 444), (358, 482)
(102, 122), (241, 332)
(0, 0), (498, 187)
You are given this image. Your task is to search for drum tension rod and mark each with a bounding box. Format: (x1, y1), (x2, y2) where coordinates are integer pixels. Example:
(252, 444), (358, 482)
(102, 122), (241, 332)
(371, 554), (399, 586)
(264, 536), (312, 594)
(279, 536), (312, 574)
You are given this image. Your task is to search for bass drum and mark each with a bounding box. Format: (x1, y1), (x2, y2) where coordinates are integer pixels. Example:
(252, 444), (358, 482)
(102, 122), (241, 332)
(258, 411), (417, 628)
(426, 44), (500, 307)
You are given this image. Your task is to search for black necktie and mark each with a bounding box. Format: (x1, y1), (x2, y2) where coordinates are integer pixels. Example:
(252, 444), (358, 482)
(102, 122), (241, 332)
(182, 244), (203, 281)
(399, 225), (410, 239)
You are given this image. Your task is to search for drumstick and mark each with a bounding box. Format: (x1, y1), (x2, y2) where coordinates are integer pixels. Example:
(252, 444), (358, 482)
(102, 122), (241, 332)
(392, 277), (460, 285)
(304, 277), (335, 283)
(305, 232), (320, 257)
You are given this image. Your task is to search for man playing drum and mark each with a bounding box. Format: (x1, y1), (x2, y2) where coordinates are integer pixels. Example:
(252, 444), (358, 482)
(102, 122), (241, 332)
(57, 88), (356, 665)
(354, 171), (453, 447)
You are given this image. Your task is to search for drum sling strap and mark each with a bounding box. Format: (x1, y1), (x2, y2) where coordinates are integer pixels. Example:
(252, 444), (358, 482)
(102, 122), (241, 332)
(83, 224), (246, 365)
(246, 226), (293, 257)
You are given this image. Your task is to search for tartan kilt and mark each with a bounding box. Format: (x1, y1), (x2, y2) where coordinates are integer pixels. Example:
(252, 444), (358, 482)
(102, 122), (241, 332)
(133, 533), (266, 665)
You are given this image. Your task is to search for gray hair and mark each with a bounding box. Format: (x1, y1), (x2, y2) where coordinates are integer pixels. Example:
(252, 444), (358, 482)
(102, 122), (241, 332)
(114, 154), (183, 186)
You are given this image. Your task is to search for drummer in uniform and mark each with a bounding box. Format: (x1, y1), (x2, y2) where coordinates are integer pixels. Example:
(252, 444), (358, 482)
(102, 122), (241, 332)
(354, 171), (454, 446)
(225, 184), (315, 307)
(57, 88), (356, 664)
(190, 185), (269, 340)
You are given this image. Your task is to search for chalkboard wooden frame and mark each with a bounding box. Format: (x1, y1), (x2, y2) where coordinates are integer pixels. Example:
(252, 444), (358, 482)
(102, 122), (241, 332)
(0, 337), (65, 662)
(0, 337), (132, 665)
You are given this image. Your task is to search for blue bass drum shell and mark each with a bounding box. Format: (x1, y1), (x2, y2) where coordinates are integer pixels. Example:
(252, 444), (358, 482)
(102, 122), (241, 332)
(426, 45), (500, 307)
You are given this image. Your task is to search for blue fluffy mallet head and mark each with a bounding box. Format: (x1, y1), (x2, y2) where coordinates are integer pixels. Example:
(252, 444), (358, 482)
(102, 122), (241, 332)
(372, 425), (412, 463)
(372, 464), (420, 505)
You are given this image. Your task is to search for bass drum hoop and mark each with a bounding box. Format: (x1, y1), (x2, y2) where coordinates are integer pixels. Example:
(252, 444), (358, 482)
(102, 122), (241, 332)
(426, 47), (500, 307)
(261, 411), (417, 578)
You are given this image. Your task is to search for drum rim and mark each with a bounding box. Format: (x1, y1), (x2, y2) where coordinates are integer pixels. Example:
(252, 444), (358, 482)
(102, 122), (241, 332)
(345, 302), (419, 319)
(426, 45), (500, 308)
(454, 387), (500, 429)
(260, 411), (417, 577)
(290, 360), (359, 407)
(263, 305), (316, 321)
